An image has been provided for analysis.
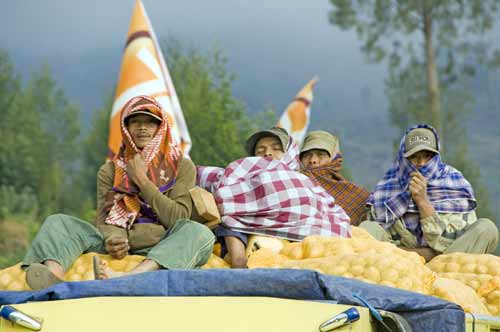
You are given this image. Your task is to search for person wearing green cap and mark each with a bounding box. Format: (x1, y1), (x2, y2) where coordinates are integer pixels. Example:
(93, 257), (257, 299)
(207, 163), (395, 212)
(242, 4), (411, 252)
(245, 126), (290, 160)
(360, 124), (498, 262)
(199, 127), (351, 268)
(300, 131), (370, 226)
(217, 127), (290, 268)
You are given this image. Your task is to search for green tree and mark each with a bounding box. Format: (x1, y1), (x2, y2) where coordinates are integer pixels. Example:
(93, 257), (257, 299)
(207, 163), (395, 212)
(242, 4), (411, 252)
(329, 0), (498, 219)
(0, 50), (19, 128)
(0, 50), (45, 195)
(19, 65), (82, 216)
(329, 0), (500, 134)
(386, 62), (493, 218)
(77, 92), (113, 221)
(165, 42), (270, 167)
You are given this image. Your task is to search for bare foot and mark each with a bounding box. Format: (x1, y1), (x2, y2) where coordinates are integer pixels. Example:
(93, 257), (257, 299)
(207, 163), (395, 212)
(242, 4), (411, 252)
(230, 253), (248, 268)
(96, 259), (126, 279)
(94, 257), (161, 280)
(225, 236), (248, 268)
(43, 260), (65, 280)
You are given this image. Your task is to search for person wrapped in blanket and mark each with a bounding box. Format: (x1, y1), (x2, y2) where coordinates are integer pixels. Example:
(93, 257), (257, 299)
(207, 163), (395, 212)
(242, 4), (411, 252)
(360, 124), (498, 262)
(22, 95), (215, 290)
(300, 130), (370, 226)
(197, 127), (351, 268)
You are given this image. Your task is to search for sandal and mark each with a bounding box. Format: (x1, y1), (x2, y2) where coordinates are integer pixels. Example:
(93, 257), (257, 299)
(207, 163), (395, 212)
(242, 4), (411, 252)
(93, 256), (103, 280)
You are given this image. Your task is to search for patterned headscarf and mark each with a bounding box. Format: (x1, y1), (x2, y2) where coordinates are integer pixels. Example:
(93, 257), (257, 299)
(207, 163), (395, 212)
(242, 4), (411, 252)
(367, 124), (476, 242)
(104, 95), (180, 229)
(197, 137), (351, 240)
(302, 154), (370, 226)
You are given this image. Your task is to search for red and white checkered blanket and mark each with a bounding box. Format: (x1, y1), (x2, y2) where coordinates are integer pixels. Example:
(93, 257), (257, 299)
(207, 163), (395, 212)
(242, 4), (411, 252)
(197, 140), (351, 240)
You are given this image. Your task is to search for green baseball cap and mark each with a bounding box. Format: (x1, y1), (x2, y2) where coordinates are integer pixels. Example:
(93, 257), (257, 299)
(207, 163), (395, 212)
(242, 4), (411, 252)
(403, 127), (439, 158)
(245, 127), (290, 156)
(300, 130), (339, 158)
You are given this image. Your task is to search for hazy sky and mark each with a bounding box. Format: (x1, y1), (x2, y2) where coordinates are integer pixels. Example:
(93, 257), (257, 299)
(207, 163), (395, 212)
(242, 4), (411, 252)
(2, 1), (499, 191)
(0, 0), (388, 116)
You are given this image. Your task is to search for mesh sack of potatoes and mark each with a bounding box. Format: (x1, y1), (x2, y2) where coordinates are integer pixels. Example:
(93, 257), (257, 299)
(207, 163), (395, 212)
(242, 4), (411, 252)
(280, 242), (304, 259)
(0, 263), (29, 291)
(64, 253), (143, 281)
(239, 227), (386, 262)
(437, 273), (500, 317)
(0, 253), (145, 291)
(247, 248), (290, 269)
(432, 277), (491, 315)
(277, 227), (376, 261)
(212, 243), (222, 257)
(427, 253), (500, 276)
(483, 290), (500, 316)
(245, 235), (290, 257)
(201, 254), (230, 269)
(437, 272), (500, 297)
(248, 249), (435, 295)
(427, 253), (500, 317)
(245, 227), (376, 261)
(299, 234), (424, 266)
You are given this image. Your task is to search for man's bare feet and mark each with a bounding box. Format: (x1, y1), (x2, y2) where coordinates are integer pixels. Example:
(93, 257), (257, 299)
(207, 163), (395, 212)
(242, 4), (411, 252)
(43, 259), (65, 280)
(225, 236), (248, 268)
(95, 259), (126, 279)
(93, 256), (161, 280)
(231, 254), (248, 268)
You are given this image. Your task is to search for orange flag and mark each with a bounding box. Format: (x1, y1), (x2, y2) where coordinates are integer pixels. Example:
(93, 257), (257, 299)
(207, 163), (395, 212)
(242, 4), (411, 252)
(108, 0), (191, 158)
(277, 77), (317, 145)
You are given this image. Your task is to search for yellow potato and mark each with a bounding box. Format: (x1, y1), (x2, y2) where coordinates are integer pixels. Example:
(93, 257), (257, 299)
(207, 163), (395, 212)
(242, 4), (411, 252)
(0, 253), (144, 291)
(201, 254), (230, 269)
(432, 277), (490, 315)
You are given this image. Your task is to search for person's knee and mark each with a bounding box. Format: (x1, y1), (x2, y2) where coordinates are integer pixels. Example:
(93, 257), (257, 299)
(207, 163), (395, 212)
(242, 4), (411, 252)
(42, 213), (70, 228)
(358, 221), (389, 241)
(474, 219), (498, 239)
(475, 218), (498, 238)
(358, 220), (371, 229)
(177, 219), (215, 243)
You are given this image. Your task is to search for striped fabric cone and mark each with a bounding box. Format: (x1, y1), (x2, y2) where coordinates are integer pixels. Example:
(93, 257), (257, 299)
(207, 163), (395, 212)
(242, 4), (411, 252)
(107, 0), (192, 158)
(277, 77), (317, 146)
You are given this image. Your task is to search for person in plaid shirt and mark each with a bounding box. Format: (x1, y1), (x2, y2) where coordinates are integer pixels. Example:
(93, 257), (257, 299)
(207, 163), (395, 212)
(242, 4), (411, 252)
(197, 127), (351, 268)
(300, 131), (370, 226)
(360, 124), (498, 262)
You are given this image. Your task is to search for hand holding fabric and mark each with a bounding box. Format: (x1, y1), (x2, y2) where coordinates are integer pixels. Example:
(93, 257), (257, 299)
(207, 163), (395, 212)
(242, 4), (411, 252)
(409, 171), (429, 205)
(105, 236), (130, 259)
(127, 153), (148, 187)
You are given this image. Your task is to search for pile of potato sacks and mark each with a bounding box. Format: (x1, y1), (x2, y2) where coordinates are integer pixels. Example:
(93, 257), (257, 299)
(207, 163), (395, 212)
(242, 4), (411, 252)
(427, 253), (500, 316)
(206, 227), (500, 316)
(0, 227), (499, 317)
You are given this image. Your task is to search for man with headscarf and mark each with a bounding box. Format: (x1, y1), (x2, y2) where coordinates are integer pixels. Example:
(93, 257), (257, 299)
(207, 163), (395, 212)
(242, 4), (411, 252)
(360, 124), (498, 262)
(23, 95), (215, 289)
(300, 130), (370, 226)
(197, 127), (351, 268)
